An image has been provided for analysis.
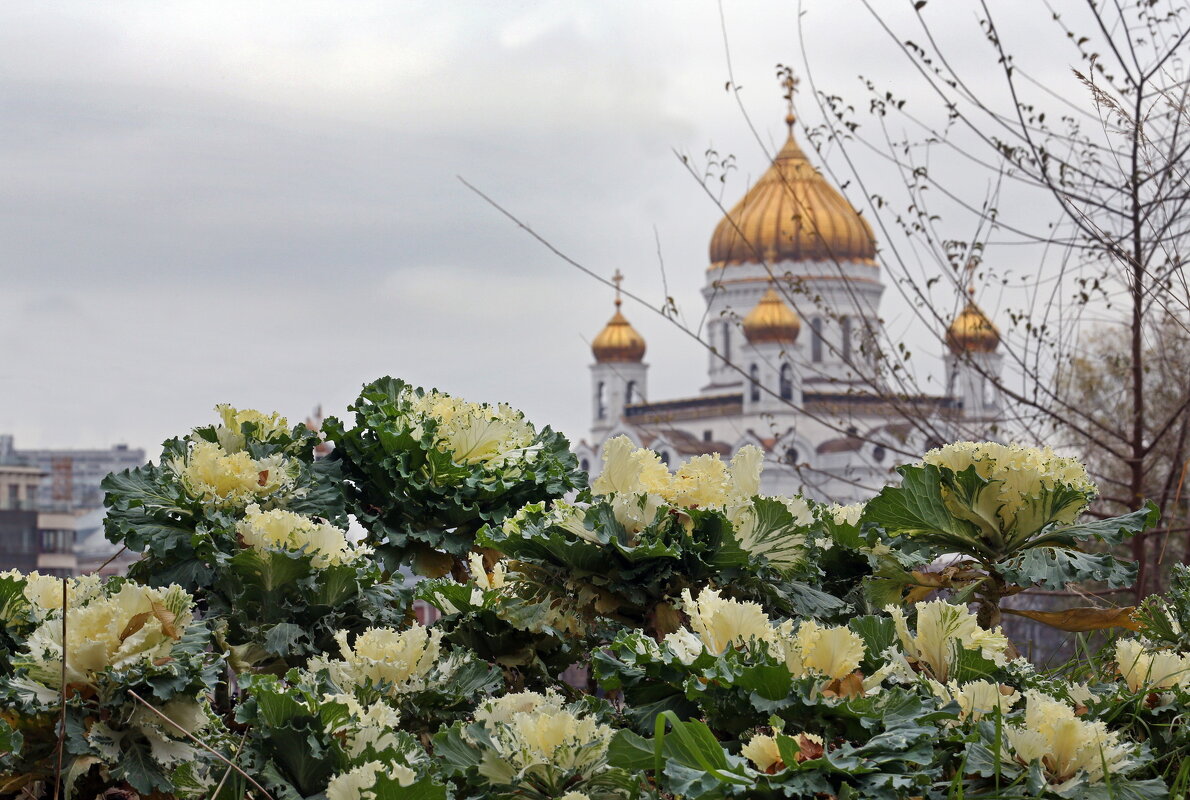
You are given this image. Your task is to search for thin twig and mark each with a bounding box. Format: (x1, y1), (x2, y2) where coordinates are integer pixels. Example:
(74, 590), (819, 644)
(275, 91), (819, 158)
(52, 577), (67, 800)
(210, 732), (250, 799)
(125, 690), (275, 800)
(96, 544), (129, 575)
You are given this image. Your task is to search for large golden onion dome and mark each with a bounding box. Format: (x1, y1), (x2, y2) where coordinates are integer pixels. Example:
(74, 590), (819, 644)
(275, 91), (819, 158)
(709, 124), (877, 268)
(946, 292), (1000, 354)
(743, 288), (801, 344)
(592, 275), (646, 363)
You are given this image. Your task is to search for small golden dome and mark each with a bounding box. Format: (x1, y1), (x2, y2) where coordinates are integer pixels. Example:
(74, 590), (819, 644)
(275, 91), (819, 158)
(709, 128), (876, 268)
(592, 296), (646, 363)
(946, 295), (1000, 354)
(743, 288), (801, 344)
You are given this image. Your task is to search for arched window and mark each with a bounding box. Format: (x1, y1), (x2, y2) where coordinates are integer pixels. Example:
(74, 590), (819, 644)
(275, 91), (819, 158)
(983, 380), (997, 409)
(841, 316), (852, 362)
(659, 450), (671, 466)
(580, 458), (591, 472)
(811, 317), (823, 363)
(596, 381), (607, 420)
(779, 363), (794, 401)
(784, 446), (799, 465)
(872, 446), (886, 464)
(626, 380), (637, 404)
(749, 364), (760, 402)
(722, 322), (731, 364)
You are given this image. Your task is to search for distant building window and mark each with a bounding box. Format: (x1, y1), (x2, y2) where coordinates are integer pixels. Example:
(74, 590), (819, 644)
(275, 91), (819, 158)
(784, 447), (799, 465)
(779, 364), (794, 401)
(580, 458), (590, 472)
(659, 450), (671, 466)
(40, 529), (75, 553)
(749, 364), (760, 402)
(872, 445), (886, 463)
(723, 323), (731, 364)
(626, 380), (637, 404)
(842, 316), (852, 362)
(703, 430), (713, 442)
(811, 317), (823, 362)
(596, 381), (607, 420)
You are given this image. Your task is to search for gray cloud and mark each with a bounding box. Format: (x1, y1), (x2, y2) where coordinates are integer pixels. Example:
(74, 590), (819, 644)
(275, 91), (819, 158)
(0, 0), (1100, 457)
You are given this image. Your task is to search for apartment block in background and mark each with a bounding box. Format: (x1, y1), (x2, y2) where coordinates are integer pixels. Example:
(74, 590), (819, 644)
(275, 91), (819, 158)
(0, 435), (145, 512)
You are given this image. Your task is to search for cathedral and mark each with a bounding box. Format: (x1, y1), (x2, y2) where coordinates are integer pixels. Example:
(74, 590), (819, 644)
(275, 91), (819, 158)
(574, 107), (1003, 503)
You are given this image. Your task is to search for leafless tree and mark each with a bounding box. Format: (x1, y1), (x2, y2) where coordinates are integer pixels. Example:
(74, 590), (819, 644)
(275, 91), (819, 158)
(778, 0), (1190, 600)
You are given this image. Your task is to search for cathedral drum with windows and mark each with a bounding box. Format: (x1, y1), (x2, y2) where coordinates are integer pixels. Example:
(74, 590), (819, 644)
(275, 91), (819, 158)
(574, 107), (1004, 502)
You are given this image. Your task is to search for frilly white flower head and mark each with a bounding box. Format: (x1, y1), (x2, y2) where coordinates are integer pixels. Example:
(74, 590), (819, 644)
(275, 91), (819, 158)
(315, 625), (443, 694)
(922, 441), (1096, 535)
(1115, 638), (1190, 692)
(776, 619), (865, 681)
(677, 587), (778, 655)
(213, 405), (290, 453)
(326, 760), (416, 800)
(237, 504), (368, 567)
(321, 692), (403, 759)
(408, 389), (539, 467)
(592, 437), (764, 510)
(19, 582), (192, 687)
(172, 439), (293, 507)
(1, 570), (104, 622)
(1002, 691), (1131, 791)
(826, 502), (865, 527)
(470, 689), (614, 785)
(928, 678), (1020, 723)
(886, 599), (1009, 682)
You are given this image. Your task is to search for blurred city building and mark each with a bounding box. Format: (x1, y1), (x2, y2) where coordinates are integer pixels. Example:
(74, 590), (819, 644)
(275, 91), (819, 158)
(0, 436), (144, 575)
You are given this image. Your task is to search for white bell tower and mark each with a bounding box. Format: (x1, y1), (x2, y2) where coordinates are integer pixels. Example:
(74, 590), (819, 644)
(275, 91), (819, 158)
(590, 271), (648, 440)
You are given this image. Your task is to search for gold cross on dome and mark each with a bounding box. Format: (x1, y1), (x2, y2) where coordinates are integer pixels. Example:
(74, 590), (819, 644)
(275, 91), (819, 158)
(612, 269), (624, 307)
(781, 69), (800, 132)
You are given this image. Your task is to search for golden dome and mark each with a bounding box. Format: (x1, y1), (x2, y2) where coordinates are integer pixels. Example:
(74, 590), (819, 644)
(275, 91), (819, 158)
(946, 295), (1000, 354)
(592, 297), (646, 363)
(743, 288), (801, 344)
(709, 128), (877, 268)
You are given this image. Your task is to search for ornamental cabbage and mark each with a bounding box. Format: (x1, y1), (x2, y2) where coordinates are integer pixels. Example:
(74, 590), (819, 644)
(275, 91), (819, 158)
(776, 619), (865, 681)
(316, 625), (443, 694)
(741, 733), (784, 773)
(214, 404), (291, 453)
(673, 587), (778, 656)
(887, 600), (1008, 682)
(1115, 638), (1190, 692)
(470, 690), (615, 787)
(1001, 691), (1131, 791)
(18, 581), (192, 687)
(408, 389), (541, 468)
(325, 760), (417, 800)
(923, 441), (1096, 539)
(928, 678), (1020, 722)
(237, 503), (367, 568)
(172, 439), (293, 508)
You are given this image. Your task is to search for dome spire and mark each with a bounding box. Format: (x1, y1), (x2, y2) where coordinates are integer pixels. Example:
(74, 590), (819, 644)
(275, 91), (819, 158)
(592, 271), (646, 363)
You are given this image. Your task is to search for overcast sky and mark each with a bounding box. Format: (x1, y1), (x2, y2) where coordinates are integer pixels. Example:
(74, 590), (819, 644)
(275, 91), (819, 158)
(0, 0), (1089, 456)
